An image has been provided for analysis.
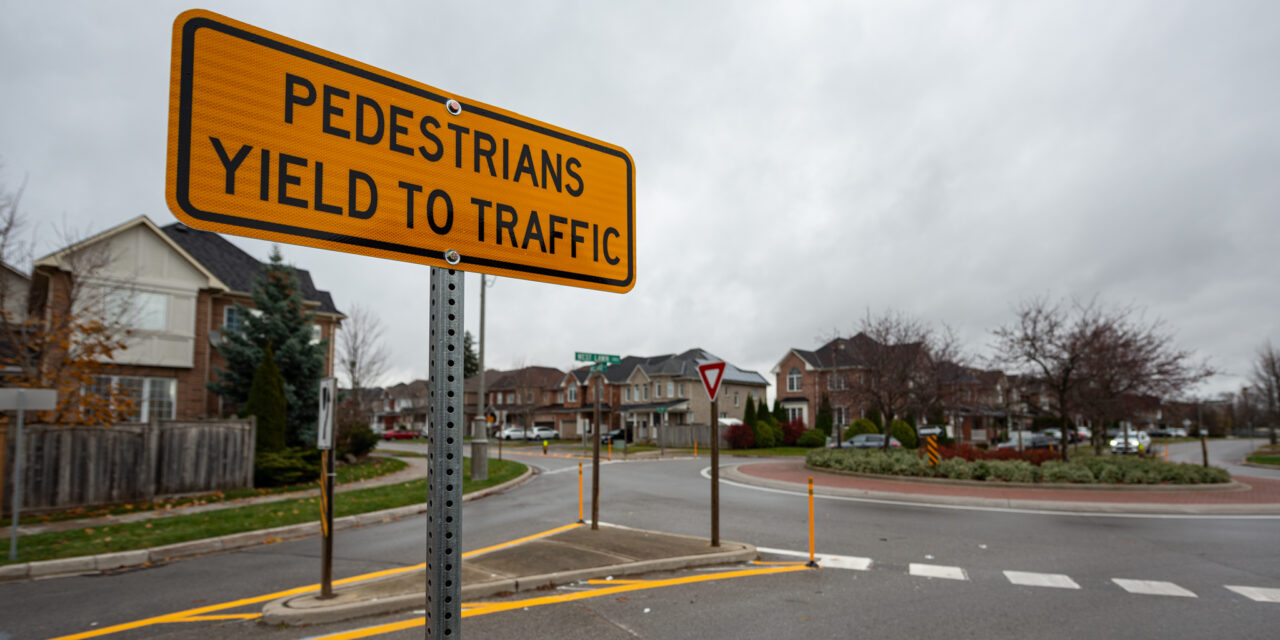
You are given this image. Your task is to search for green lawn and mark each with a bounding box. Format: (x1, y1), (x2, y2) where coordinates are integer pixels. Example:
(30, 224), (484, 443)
(3, 458), (524, 566)
(18, 456), (408, 526)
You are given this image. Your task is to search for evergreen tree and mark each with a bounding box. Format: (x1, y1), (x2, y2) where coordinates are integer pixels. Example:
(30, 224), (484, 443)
(743, 394), (757, 427)
(464, 330), (480, 379)
(772, 398), (786, 423)
(816, 394), (833, 437)
(209, 247), (327, 446)
(241, 344), (287, 454)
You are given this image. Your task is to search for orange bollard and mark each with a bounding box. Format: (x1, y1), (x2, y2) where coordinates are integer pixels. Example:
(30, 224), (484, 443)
(608, 440), (612, 461)
(577, 462), (584, 524)
(806, 477), (818, 568)
(694, 440), (698, 457)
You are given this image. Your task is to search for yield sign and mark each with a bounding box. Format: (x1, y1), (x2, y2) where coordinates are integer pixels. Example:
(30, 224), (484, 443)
(697, 361), (727, 401)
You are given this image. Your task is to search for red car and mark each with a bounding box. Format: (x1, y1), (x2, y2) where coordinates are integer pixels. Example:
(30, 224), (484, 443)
(381, 428), (418, 440)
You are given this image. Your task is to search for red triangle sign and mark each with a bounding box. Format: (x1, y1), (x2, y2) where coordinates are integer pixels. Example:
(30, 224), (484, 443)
(697, 361), (727, 401)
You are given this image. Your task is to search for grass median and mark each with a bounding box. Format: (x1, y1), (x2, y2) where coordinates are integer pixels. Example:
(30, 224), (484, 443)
(3, 458), (525, 566)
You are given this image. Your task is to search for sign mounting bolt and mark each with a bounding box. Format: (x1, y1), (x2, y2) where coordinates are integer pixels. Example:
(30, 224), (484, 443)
(444, 249), (461, 265)
(446, 99), (462, 116)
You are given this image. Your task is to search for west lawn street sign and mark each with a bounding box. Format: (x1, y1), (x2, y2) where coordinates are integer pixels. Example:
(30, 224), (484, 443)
(166, 10), (635, 293)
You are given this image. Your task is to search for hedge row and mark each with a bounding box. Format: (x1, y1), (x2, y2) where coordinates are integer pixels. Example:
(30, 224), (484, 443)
(805, 448), (1230, 485)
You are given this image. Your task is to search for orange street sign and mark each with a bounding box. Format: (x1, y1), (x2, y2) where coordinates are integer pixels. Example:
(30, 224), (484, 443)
(166, 10), (635, 293)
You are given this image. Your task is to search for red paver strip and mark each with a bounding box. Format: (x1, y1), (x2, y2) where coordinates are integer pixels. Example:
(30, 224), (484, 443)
(738, 460), (1280, 505)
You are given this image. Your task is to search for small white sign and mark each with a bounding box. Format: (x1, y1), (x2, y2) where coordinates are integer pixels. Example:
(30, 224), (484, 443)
(0, 388), (58, 411)
(919, 426), (943, 437)
(317, 377), (337, 450)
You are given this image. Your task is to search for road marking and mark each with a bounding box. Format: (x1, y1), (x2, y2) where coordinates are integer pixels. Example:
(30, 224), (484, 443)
(909, 563), (968, 581)
(303, 564), (814, 639)
(1004, 571), (1081, 589)
(1225, 585), (1280, 603)
(756, 546), (872, 571)
(1112, 578), (1197, 597)
(706, 465), (1280, 520)
(462, 522), (583, 558)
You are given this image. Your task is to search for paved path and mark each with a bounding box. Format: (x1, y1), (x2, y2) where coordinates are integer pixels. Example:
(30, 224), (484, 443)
(0, 454), (429, 538)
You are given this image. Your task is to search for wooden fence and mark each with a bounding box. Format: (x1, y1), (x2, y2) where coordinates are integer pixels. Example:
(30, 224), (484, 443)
(1, 418), (255, 515)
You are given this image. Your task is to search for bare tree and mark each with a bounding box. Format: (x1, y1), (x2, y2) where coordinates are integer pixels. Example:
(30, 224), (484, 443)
(1, 171), (136, 424)
(852, 310), (935, 452)
(337, 303), (390, 414)
(1251, 341), (1280, 444)
(1075, 305), (1214, 454)
(993, 297), (1109, 461)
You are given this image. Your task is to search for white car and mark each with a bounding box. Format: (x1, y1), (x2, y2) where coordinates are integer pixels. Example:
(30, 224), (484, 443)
(529, 426), (560, 440)
(500, 427), (529, 440)
(1110, 430), (1152, 454)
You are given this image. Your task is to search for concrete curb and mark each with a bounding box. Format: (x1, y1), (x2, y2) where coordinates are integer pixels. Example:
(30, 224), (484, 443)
(0, 464), (535, 584)
(801, 462), (1248, 492)
(260, 540), (756, 626)
(723, 464), (1280, 515)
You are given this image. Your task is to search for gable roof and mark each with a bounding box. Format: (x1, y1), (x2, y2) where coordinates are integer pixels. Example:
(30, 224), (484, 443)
(486, 366), (566, 391)
(608, 348), (768, 387)
(779, 333), (923, 372)
(33, 215), (227, 290)
(161, 222), (342, 315)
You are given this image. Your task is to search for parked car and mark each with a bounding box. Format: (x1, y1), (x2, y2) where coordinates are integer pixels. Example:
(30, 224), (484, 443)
(1110, 430), (1152, 454)
(500, 427), (529, 440)
(1167, 427), (1189, 438)
(1150, 427), (1188, 438)
(600, 429), (625, 443)
(996, 434), (1059, 450)
(381, 428), (418, 440)
(1076, 426), (1093, 441)
(528, 426), (560, 440)
(831, 433), (902, 449)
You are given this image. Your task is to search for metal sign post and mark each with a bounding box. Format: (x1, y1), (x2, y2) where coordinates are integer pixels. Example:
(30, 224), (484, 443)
(1, 388), (57, 561)
(426, 267), (464, 638)
(697, 362), (725, 548)
(574, 353), (618, 533)
(316, 377), (337, 598)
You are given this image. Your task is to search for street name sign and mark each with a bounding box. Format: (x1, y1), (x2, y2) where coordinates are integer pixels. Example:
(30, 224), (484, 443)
(575, 352), (621, 364)
(167, 10), (635, 293)
(697, 361), (726, 402)
(918, 426), (943, 437)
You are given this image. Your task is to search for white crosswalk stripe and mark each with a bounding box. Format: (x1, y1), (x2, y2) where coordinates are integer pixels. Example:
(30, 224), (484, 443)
(1112, 579), (1197, 598)
(909, 563), (968, 581)
(1225, 585), (1280, 603)
(755, 547), (872, 570)
(1004, 571), (1081, 589)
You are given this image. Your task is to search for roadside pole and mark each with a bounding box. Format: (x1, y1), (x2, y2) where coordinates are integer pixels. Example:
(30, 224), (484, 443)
(471, 275), (489, 482)
(697, 361), (726, 549)
(316, 377), (337, 598)
(592, 370), (602, 530)
(1, 389), (56, 561)
(426, 267), (464, 639)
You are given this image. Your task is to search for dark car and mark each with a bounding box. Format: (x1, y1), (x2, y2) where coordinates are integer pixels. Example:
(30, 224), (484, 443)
(831, 434), (903, 449)
(381, 428), (417, 440)
(600, 429), (625, 443)
(996, 434), (1058, 450)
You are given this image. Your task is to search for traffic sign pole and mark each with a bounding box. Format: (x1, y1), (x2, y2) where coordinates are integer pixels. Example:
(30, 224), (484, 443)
(316, 377), (337, 599)
(710, 397), (719, 548)
(426, 267), (464, 638)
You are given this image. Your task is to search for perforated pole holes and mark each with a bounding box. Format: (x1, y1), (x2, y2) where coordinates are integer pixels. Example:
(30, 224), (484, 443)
(426, 267), (463, 638)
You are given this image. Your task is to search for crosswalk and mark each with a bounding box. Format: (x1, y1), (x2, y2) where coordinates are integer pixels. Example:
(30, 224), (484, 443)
(755, 547), (1280, 604)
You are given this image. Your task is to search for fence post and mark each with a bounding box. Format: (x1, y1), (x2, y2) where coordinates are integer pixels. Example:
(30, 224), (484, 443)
(143, 418), (161, 499)
(245, 416), (258, 488)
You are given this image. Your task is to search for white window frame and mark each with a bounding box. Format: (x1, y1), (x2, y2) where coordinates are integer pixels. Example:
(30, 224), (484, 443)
(567, 386), (578, 403)
(787, 368), (803, 393)
(89, 375), (176, 422)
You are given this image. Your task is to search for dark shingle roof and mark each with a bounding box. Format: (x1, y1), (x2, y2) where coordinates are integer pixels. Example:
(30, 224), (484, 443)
(162, 223), (341, 314)
(605, 348), (768, 387)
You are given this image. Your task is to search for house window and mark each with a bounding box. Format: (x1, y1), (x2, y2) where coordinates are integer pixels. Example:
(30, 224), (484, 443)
(642, 384), (649, 401)
(667, 381), (674, 397)
(506, 392), (515, 404)
(828, 374), (847, 390)
(833, 406), (847, 426)
(568, 386), (578, 402)
(526, 391), (534, 403)
(656, 382), (663, 399)
(677, 383), (684, 396)
(787, 406), (804, 423)
(625, 387), (631, 402)
(89, 375), (176, 422)
(733, 391), (739, 407)
(311, 324), (323, 344)
(557, 392), (564, 403)
(787, 368), (802, 393)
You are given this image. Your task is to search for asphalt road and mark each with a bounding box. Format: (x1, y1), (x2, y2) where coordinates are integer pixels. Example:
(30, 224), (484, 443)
(3, 445), (1278, 640)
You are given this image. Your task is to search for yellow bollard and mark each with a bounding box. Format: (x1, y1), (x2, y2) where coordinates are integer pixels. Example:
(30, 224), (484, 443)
(806, 477), (818, 568)
(608, 440), (612, 461)
(694, 440), (698, 457)
(578, 462), (584, 524)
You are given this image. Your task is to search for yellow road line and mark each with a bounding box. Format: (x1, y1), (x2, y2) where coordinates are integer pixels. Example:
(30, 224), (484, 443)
(177, 614), (262, 621)
(47, 523), (584, 640)
(307, 564), (813, 640)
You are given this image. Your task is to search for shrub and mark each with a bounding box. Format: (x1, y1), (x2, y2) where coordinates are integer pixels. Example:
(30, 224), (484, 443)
(336, 420), (379, 458)
(726, 423), (755, 449)
(796, 428), (827, 448)
(780, 419), (806, 446)
(242, 344), (287, 455)
(751, 421), (777, 448)
(889, 419), (918, 449)
(985, 460), (1040, 483)
(254, 447), (321, 487)
(1040, 461), (1096, 484)
(937, 457), (973, 480)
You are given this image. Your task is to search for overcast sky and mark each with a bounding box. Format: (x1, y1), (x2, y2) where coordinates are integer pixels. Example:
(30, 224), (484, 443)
(3, 0), (1277, 401)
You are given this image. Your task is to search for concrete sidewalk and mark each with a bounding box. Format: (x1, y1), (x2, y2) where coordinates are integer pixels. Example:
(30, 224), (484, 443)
(261, 523), (755, 626)
(728, 459), (1280, 514)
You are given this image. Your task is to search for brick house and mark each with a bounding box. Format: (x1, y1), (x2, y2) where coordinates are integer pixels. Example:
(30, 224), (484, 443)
(611, 349), (767, 442)
(29, 215), (344, 422)
(482, 366), (566, 434)
(772, 333), (890, 431)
